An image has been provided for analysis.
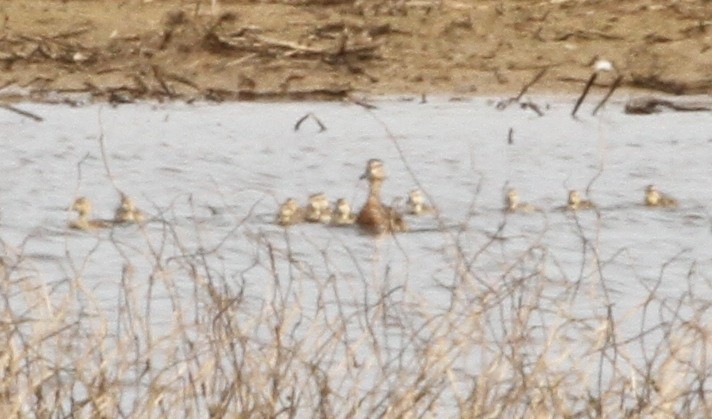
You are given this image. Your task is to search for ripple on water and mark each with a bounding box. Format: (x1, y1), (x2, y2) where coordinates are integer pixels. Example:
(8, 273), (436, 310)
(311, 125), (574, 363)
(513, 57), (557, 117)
(159, 166), (183, 174)
(0, 98), (710, 317)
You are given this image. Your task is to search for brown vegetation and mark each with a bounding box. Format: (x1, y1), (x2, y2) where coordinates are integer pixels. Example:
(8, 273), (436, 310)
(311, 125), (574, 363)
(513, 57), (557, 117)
(1, 205), (711, 416)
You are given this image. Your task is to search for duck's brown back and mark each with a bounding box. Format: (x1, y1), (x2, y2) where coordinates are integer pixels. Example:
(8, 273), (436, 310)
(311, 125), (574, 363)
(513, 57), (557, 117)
(357, 197), (384, 233)
(357, 197), (408, 234)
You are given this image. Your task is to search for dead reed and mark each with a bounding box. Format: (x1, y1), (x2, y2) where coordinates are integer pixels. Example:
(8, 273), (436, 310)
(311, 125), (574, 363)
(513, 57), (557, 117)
(1, 202), (710, 418)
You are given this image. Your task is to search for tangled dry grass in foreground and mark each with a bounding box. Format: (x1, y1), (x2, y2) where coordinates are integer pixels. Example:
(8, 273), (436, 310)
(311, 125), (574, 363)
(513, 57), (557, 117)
(0, 211), (711, 417)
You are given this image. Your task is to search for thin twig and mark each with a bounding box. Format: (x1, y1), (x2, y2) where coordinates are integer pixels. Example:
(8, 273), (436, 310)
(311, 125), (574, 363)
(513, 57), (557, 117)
(96, 107), (121, 194)
(348, 96), (378, 110)
(73, 153), (91, 198)
(294, 112), (326, 132)
(592, 75), (623, 116)
(0, 104), (43, 122)
(496, 68), (548, 111)
(572, 72), (597, 118)
(520, 101), (544, 116)
(515, 67), (548, 101)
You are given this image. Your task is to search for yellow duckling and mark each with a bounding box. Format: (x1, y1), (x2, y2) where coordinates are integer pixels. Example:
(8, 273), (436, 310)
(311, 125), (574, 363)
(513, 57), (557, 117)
(331, 198), (356, 225)
(276, 198), (305, 226)
(114, 193), (144, 224)
(644, 184), (678, 207)
(356, 159), (408, 234)
(305, 192), (332, 223)
(406, 188), (434, 215)
(68, 197), (113, 230)
(567, 190), (595, 210)
(504, 188), (539, 213)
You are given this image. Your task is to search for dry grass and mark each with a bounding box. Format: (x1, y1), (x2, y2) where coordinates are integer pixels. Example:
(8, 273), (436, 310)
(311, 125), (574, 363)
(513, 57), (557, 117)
(1, 203), (711, 418)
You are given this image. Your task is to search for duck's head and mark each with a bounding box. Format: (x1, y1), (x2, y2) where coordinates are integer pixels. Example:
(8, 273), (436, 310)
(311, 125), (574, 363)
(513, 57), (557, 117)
(360, 159), (386, 182)
(119, 193), (136, 211)
(506, 188), (519, 208)
(283, 198), (300, 212)
(408, 189), (424, 206)
(308, 192), (329, 210)
(568, 190), (581, 205)
(644, 184), (661, 205)
(71, 197), (92, 216)
(645, 185), (660, 204)
(278, 198), (300, 219)
(335, 198), (351, 216)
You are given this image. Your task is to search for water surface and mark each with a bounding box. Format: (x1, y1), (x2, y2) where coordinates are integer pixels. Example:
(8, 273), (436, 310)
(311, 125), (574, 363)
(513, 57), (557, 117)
(1, 97), (711, 409)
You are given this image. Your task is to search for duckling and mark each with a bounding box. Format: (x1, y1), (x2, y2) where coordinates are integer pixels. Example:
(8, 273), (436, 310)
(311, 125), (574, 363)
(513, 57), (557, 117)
(644, 184), (678, 207)
(356, 159), (408, 234)
(304, 192), (332, 223)
(276, 198), (305, 226)
(567, 190), (595, 210)
(406, 188), (434, 215)
(68, 197), (113, 230)
(114, 193), (144, 224)
(504, 188), (539, 213)
(331, 198), (356, 225)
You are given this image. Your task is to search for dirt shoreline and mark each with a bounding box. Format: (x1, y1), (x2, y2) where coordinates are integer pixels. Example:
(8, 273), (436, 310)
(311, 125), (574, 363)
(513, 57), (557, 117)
(0, 0), (710, 104)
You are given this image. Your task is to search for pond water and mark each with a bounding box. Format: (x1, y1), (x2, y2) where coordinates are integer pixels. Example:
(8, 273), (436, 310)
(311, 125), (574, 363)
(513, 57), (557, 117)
(1, 96), (711, 413)
(3, 97), (711, 292)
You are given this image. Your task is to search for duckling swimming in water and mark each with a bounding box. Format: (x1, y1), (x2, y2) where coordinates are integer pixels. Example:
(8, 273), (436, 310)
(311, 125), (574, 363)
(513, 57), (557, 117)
(68, 197), (113, 230)
(356, 159), (407, 234)
(114, 193), (144, 224)
(644, 184), (678, 207)
(566, 190), (595, 210)
(406, 188), (434, 215)
(504, 188), (539, 213)
(276, 198), (305, 226)
(331, 198), (356, 225)
(305, 192), (332, 223)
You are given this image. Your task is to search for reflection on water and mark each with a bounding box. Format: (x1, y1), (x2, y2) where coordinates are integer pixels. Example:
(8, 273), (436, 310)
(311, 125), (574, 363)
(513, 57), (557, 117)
(1, 97), (711, 412)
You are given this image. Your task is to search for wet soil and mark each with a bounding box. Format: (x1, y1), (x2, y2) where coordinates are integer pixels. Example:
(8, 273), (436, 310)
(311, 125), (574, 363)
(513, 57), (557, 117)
(0, 0), (710, 103)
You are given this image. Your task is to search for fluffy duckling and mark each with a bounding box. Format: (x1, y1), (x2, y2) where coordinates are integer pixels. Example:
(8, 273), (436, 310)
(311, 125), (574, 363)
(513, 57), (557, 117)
(644, 184), (678, 207)
(276, 198), (305, 226)
(504, 188), (539, 213)
(331, 198), (356, 225)
(406, 188), (434, 215)
(68, 197), (113, 230)
(567, 190), (595, 210)
(304, 192), (332, 223)
(114, 193), (144, 224)
(356, 159), (408, 234)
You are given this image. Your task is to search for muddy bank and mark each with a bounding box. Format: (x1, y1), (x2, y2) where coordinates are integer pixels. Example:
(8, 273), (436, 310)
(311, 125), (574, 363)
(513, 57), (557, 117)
(0, 0), (710, 104)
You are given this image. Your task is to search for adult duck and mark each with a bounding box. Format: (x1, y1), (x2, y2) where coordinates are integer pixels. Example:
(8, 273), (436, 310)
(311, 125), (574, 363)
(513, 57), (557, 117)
(356, 159), (407, 234)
